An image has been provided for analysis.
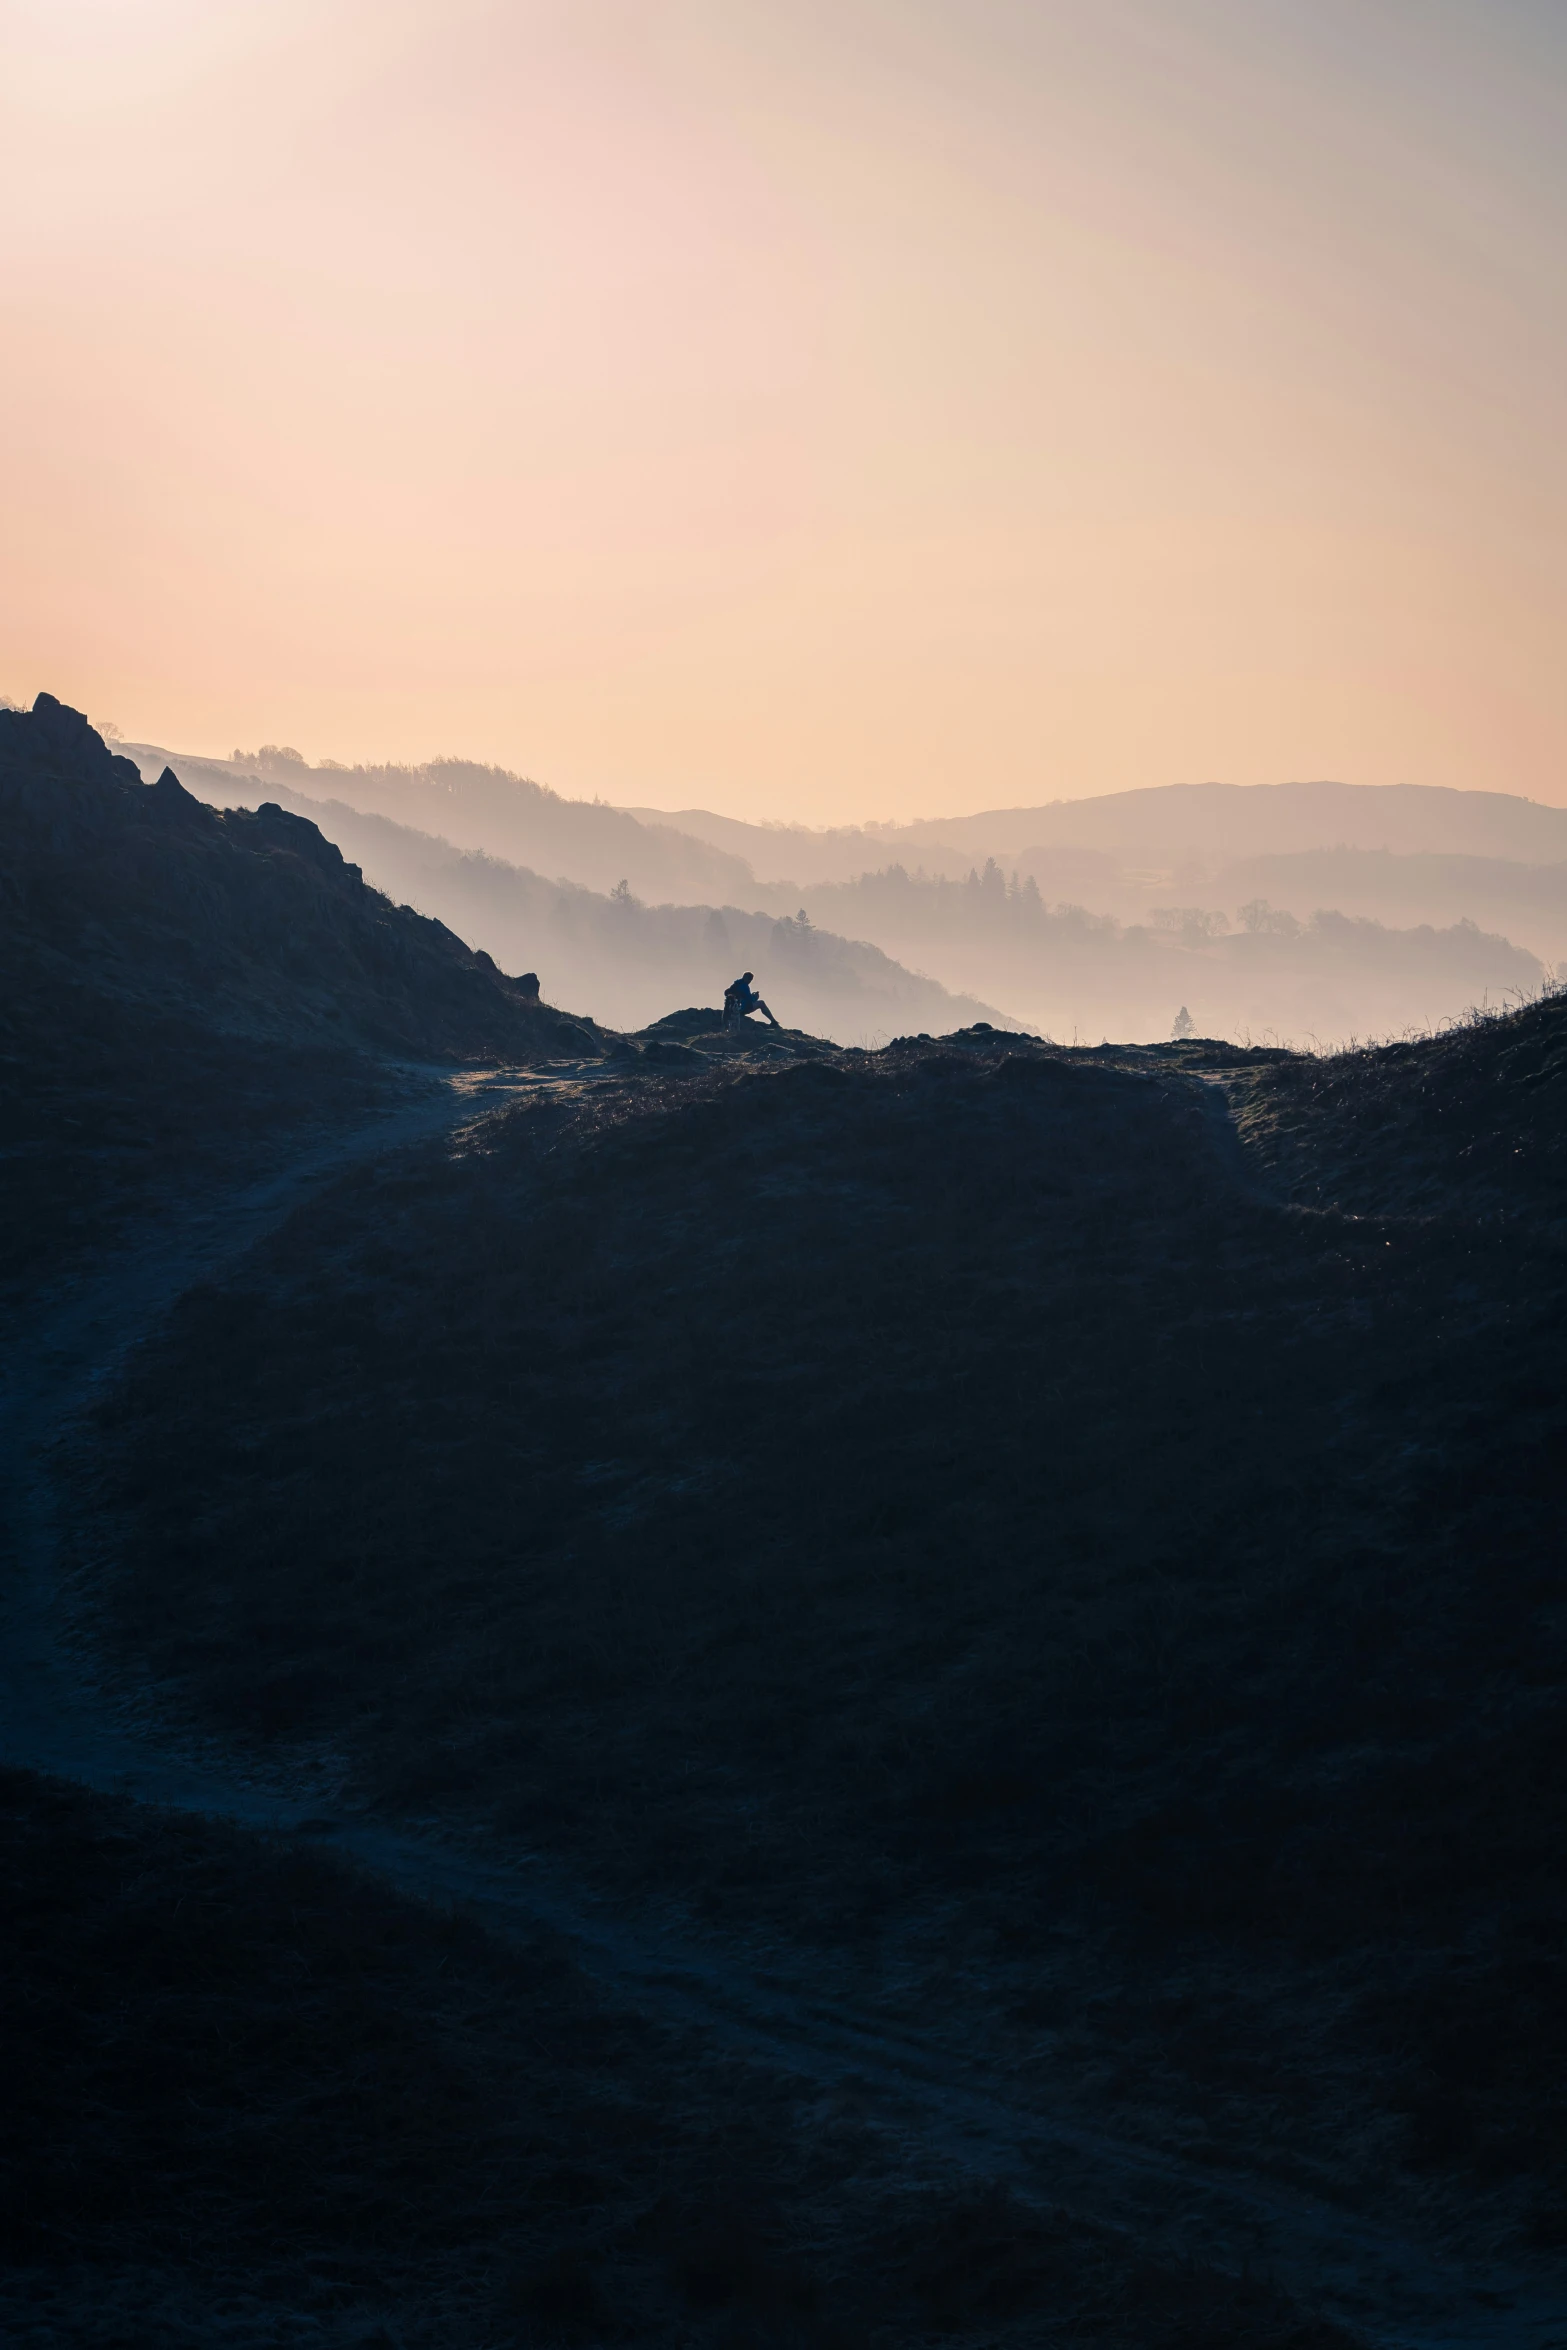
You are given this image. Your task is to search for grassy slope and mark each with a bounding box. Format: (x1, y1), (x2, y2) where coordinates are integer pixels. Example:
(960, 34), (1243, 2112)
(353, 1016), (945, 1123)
(1230, 990), (1567, 1218)
(1, 698), (588, 1300)
(0, 981), (401, 1298)
(0, 1767), (1347, 2348)
(75, 1011), (1567, 2265)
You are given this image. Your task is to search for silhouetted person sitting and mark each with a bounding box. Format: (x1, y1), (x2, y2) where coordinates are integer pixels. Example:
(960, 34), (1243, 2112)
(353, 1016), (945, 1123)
(723, 971), (780, 1032)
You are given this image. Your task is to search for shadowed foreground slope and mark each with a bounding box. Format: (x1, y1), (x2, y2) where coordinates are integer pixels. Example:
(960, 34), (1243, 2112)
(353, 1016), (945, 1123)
(1, 1764), (1354, 2349)
(1228, 986), (1567, 1219)
(76, 1004), (1567, 2300)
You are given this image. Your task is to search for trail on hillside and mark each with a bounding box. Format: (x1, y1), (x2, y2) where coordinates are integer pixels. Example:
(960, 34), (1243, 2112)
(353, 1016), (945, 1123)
(2, 1063), (1563, 2350)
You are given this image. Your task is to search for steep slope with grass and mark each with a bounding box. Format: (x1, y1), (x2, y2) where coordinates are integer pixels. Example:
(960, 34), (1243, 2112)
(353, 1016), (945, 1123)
(73, 1001), (1567, 2293)
(4, 697), (568, 1057)
(0, 697), (592, 1295)
(1230, 988), (1567, 1218)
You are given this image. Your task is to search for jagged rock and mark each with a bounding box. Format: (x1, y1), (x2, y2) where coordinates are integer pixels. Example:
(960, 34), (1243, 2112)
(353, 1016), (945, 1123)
(640, 1038), (705, 1067)
(0, 695), (588, 1064)
(640, 1007), (724, 1037)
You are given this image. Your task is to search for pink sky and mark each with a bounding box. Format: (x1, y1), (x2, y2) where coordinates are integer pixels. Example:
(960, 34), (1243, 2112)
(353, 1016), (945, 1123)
(3, 0), (1565, 821)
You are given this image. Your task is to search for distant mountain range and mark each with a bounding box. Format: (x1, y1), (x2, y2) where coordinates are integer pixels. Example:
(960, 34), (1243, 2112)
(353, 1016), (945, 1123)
(629, 777), (1567, 879)
(787, 865), (1545, 1048)
(140, 764), (1013, 1045)
(123, 737), (1567, 1044)
(1189, 847), (1567, 964)
(160, 745), (758, 905)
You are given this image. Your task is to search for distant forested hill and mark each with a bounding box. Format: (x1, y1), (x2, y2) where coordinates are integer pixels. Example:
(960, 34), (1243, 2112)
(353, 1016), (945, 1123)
(159, 778), (1014, 1044)
(791, 862), (1546, 1045)
(125, 740), (1562, 1040)
(1204, 848), (1567, 966)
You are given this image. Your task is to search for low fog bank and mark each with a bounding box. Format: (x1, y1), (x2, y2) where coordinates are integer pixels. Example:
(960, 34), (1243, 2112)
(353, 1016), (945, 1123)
(130, 743), (1562, 1046)
(509, 773), (1567, 1041)
(783, 864), (1549, 1047)
(146, 758), (1012, 1044)
(1194, 848), (1567, 966)
(943, 844), (1567, 969)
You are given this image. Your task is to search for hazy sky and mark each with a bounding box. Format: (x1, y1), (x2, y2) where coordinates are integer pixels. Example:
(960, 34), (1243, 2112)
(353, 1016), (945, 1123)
(3, 0), (1565, 821)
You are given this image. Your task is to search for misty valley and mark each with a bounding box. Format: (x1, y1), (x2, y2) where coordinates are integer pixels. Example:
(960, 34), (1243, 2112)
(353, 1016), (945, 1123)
(129, 741), (1566, 1052)
(3, 696), (1566, 2349)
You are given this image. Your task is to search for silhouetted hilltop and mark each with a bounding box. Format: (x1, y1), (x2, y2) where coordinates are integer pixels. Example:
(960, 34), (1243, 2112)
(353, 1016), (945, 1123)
(0, 697), (591, 1294)
(4, 696), (573, 1061)
(117, 753), (1015, 1042)
(1234, 986), (1567, 1218)
(218, 783), (1017, 1043)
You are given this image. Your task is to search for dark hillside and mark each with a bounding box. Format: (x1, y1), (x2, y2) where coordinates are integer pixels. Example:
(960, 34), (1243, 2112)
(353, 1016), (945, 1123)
(1232, 988), (1567, 1218)
(77, 1003), (1567, 2274)
(0, 1766), (1347, 2347)
(0, 696), (591, 1293)
(1, 696), (571, 1058)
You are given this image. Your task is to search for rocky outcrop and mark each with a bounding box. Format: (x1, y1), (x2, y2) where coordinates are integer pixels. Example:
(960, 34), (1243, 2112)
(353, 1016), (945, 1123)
(1, 696), (591, 1062)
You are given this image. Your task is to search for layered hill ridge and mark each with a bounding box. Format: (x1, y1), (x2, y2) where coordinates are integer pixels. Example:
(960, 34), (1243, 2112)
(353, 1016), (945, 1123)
(124, 732), (1559, 1044)
(783, 863), (1544, 1045)
(632, 776), (1567, 881)
(122, 745), (1015, 1042)
(127, 740), (760, 906)
(212, 783), (1014, 1043)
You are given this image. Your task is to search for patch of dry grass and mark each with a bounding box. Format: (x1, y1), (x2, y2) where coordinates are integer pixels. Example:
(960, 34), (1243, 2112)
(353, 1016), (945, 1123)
(0, 1767), (1351, 2347)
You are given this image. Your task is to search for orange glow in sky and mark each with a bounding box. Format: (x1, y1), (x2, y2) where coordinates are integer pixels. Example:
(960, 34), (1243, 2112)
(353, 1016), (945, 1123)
(3, 0), (1566, 820)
